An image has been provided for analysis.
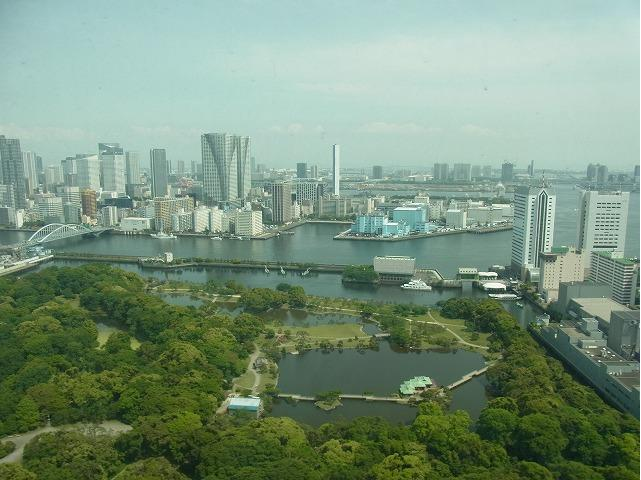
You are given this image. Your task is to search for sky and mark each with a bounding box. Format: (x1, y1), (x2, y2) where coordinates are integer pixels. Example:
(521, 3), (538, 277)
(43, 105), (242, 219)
(0, 0), (639, 171)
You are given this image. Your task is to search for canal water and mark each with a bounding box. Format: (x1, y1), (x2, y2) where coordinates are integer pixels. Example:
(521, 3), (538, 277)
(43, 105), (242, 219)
(3, 186), (638, 277)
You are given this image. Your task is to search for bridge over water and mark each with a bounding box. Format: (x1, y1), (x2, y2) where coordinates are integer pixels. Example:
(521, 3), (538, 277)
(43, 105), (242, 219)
(3, 224), (112, 251)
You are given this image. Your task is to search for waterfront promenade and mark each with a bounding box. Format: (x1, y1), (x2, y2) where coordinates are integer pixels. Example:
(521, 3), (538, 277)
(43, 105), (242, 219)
(334, 224), (512, 241)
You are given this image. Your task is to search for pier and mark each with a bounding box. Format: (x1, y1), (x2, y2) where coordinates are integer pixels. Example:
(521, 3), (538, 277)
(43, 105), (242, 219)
(444, 366), (490, 390)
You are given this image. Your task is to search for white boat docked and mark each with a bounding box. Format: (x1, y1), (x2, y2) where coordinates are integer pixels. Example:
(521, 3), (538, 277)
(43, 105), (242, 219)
(301, 268), (310, 276)
(150, 232), (177, 239)
(280, 267), (286, 275)
(265, 266), (270, 274)
(400, 279), (432, 291)
(210, 236), (223, 241)
(488, 293), (521, 300)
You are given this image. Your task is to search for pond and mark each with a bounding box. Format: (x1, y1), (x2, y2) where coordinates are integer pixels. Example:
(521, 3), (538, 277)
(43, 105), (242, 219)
(271, 341), (488, 426)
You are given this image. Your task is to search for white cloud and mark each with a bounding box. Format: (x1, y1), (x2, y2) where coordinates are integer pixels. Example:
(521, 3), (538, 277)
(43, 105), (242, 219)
(358, 122), (441, 135)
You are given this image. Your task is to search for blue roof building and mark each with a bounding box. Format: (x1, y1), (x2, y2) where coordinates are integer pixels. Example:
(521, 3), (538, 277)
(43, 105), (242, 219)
(228, 396), (261, 416)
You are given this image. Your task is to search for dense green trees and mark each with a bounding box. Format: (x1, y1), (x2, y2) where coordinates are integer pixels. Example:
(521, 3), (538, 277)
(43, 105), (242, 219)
(0, 268), (638, 479)
(342, 265), (379, 283)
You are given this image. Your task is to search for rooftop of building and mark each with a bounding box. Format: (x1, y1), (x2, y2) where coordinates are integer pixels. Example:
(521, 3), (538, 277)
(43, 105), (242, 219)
(551, 320), (640, 385)
(592, 251), (639, 267)
(570, 297), (632, 322)
(393, 206), (424, 211)
(228, 397), (261, 408)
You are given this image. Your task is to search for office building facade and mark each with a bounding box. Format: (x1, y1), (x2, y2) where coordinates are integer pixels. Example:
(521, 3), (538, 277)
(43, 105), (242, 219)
(296, 162), (307, 179)
(0, 135), (26, 208)
(433, 163), (449, 182)
(99, 143), (126, 194)
(150, 149), (169, 198)
(453, 163), (472, 182)
(577, 190), (629, 255)
(125, 151), (141, 186)
(23, 151), (38, 196)
(372, 165), (383, 180)
(501, 162), (514, 182)
(265, 182), (292, 224)
(538, 247), (586, 302)
(76, 155), (101, 191)
(511, 184), (556, 276)
(590, 251), (639, 306)
(201, 133), (251, 204)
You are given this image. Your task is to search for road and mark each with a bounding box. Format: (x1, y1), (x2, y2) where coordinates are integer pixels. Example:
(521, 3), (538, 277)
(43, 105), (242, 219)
(0, 420), (131, 464)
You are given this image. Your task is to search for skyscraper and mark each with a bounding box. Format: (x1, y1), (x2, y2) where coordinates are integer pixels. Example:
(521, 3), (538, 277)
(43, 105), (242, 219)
(372, 165), (383, 179)
(511, 183), (556, 277)
(332, 144), (340, 196)
(99, 143), (126, 194)
(76, 155), (101, 191)
(266, 181), (293, 224)
(201, 133), (251, 204)
(81, 189), (97, 218)
(310, 165), (318, 179)
(453, 163), (472, 181)
(528, 160), (535, 176)
(576, 190), (629, 255)
(150, 149), (169, 198)
(22, 151), (38, 196)
(296, 162), (307, 179)
(0, 135), (26, 208)
(501, 162), (514, 182)
(125, 151), (141, 186)
(597, 165), (609, 184)
(433, 163), (449, 182)
(587, 163), (598, 181)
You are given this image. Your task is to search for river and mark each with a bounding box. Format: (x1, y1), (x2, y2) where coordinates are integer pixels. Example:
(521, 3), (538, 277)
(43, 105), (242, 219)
(2, 185), (638, 278)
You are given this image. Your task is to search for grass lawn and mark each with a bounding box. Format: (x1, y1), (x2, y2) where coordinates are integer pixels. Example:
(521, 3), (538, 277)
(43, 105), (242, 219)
(96, 322), (141, 350)
(271, 322), (367, 339)
(234, 370), (256, 391)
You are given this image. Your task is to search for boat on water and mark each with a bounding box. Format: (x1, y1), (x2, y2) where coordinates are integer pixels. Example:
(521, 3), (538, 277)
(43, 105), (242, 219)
(400, 279), (432, 291)
(150, 232), (177, 239)
(210, 236), (223, 241)
(516, 302), (524, 308)
(488, 293), (521, 300)
(264, 266), (270, 274)
(301, 268), (310, 276)
(280, 267), (286, 275)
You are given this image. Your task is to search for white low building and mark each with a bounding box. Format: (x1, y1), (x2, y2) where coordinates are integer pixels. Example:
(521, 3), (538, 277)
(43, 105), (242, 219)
(235, 210), (264, 236)
(120, 217), (152, 232)
(445, 209), (467, 228)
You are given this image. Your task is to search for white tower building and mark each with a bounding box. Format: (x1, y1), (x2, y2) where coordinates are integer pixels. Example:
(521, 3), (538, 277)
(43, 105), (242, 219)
(576, 190), (629, 255)
(511, 183), (556, 279)
(99, 143), (126, 194)
(332, 144), (340, 196)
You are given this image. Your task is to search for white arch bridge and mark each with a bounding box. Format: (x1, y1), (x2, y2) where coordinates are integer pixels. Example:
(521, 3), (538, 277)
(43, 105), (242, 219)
(25, 224), (111, 245)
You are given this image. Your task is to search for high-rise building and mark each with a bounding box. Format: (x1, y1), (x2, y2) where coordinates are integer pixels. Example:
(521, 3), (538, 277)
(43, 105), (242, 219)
(310, 165), (318, 179)
(0, 135), (26, 208)
(150, 149), (169, 198)
(153, 196), (194, 232)
(0, 185), (16, 208)
(590, 251), (639, 306)
(45, 165), (62, 190)
(22, 151), (38, 196)
(76, 155), (101, 191)
(576, 190), (629, 255)
(201, 133), (251, 204)
(528, 160), (535, 176)
(587, 163), (598, 181)
(482, 165), (493, 178)
(81, 189), (97, 218)
(125, 151), (141, 186)
(607, 311), (639, 360)
(433, 163), (449, 182)
(332, 144), (340, 195)
(296, 162), (307, 179)
(634, 165), (640, 184)
(453, 163), (472, 182)
(295, 182), (325, 202)
(35, 193), (64, 223)
(471, 165), (481, 179)
(372, 165), (383, 179)
(235, 209), (264, 236)
(266, 181), (292, 224)
(597, 165), (609, 184)
(101, 206), (119, 227)
(511, 184), (556, 277)
(58, 186), (81, 207)
(99, 143), (126, 194)
(176, 160), (185, 175)
(501, 162), (514, 182)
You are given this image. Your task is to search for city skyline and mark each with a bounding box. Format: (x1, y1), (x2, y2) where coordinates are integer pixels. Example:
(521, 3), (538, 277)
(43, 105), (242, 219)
(0, 1), (639, 170)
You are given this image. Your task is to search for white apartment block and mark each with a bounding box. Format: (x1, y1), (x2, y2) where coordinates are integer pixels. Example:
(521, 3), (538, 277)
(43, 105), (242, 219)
(235, 210), (263, 237)
(209, 208), (223, 232)
(590, 251), (639, 306)
(101, 154), (126, 194)
(445, 209), (467, 228)
(35, 194), (63, 222)
(577, 190), (629, 255)
(121, 217), (152, 232)
(511, 185), (556, 277)
(154, 196), (194, 232)
(171, 211), (193, 232)
(538, 247), (586, 302)
(193, 206), (211, 233)
(101, 206), (118, 227)
(332, 144), (340, 195)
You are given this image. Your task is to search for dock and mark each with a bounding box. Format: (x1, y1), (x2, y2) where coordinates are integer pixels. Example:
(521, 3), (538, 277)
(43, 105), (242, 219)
(444, 366), (489, 390)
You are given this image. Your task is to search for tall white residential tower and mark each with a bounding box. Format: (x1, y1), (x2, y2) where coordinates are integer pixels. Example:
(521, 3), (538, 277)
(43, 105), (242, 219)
(576, 190), (629, 255)
(511, 183), (556, 278)
(99, 143), (126, 194)
(332, 144), (340, 196)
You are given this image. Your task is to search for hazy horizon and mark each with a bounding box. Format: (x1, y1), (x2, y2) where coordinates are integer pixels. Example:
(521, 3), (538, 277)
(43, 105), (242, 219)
(1, 0), (639, 171)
